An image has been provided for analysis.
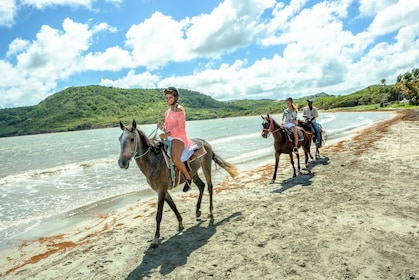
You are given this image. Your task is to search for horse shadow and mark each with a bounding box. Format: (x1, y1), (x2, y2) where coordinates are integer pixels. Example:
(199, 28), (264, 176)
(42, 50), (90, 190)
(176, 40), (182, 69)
(272, 156), (330, 194)
(125, 212), (242, 280)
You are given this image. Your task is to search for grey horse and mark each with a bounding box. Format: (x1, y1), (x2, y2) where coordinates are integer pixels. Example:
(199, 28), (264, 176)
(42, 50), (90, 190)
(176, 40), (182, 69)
(118, 120), (238, 248)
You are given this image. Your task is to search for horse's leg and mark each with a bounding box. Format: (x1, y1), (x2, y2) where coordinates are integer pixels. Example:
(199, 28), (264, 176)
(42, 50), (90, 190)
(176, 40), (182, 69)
(151, 191), (165, 248)
(164, 192), (184, 231)
(271, 152), (280, 183)
(296, 148), (301, 173)
(193, 175), (206, 218)
(201, 154), (214, 218)
(289, 153), (296, 177)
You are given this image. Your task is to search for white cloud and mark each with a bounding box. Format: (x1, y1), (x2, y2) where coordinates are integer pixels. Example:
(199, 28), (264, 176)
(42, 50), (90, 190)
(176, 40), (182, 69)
(6, 38), (30, 57)
(125, 12), (191, 69)
(0, 18), (114, 107)
(100, 70), (159, 88)
(125, 0), (275, 69)
(106, 0), (122, 7)
(20, 0), (93, 9)
(0, 0), (16, 27)
(368, 0), (419, 36)
(83, 46), (134, 71)
(186, 0), (275, 55)
(358, 0), (398, 17)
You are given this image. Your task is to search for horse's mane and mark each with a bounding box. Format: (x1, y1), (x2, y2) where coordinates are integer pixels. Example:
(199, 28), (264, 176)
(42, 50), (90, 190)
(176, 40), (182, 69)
(268, 116), (286, 142)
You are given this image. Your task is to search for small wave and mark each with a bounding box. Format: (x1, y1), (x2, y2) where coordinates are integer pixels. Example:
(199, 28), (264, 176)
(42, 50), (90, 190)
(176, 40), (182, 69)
(320, 114), (337, 124)
(228, 147), (272, 164)
(0, 157), (117, 186)
(210, 132), (261, 145)
(327, 119), (373, 137)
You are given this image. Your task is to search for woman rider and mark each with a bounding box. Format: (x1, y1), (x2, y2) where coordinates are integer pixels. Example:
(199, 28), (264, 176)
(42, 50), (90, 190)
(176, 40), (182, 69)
(281, 97), (299, 154)
(158, 87), (197, 192)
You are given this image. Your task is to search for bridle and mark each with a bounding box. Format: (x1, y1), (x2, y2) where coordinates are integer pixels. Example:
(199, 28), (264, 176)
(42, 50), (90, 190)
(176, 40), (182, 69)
(262, 117), (281, 137)
(132, 130), (152, 160)
(122, 128), (153, 161)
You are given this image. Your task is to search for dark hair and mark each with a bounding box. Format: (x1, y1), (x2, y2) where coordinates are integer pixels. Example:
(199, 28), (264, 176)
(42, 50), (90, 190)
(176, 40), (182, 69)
(285, 97), (297, 110)
(164, 87), (179, 100)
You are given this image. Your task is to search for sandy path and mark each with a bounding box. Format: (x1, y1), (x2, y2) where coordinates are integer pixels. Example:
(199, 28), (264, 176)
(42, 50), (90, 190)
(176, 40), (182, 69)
(1, 110), (418, 280)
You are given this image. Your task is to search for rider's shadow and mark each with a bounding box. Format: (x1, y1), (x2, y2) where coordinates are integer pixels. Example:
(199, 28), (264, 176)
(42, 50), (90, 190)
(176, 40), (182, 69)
(272, 156), (330, 194)
(125, 212), (242, 280)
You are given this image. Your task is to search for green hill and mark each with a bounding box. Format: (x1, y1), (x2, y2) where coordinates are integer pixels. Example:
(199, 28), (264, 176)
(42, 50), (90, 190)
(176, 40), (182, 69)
(1, 76), (418, 137)
(0, 86), (280, 137)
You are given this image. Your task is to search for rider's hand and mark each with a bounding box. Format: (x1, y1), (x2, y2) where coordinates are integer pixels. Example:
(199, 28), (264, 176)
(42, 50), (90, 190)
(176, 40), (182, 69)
(157, 121), (164, 130)
(159, 132), (171, 140)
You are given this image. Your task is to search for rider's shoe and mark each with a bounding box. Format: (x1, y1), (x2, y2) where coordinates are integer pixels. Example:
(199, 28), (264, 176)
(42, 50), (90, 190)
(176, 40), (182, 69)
(183, 178), (192, 192)
(293, 147), (299, 154)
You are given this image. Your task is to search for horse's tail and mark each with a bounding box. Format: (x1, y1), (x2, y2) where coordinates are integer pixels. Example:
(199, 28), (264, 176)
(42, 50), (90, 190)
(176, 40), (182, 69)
(212, 153), (239, 179)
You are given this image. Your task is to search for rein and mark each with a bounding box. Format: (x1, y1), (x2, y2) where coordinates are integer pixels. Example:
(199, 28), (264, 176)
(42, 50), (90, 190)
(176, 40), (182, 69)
(131, 127), (159, 160)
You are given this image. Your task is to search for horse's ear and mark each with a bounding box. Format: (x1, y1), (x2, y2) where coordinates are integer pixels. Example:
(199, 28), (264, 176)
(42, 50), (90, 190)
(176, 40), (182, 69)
(267, 114), (270, 118)
(132, 119), (137, 130)
(119, 121), (125, 130)
(261, 115), (265, 119)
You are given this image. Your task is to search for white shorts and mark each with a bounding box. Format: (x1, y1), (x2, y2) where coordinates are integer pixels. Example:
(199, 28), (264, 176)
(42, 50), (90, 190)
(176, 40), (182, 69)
(284, 123), (295, 129)
(167, 137), (198, 162)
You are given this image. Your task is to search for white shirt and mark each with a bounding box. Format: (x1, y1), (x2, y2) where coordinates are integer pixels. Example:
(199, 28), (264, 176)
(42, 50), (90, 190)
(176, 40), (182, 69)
(303, 106), (319, 122)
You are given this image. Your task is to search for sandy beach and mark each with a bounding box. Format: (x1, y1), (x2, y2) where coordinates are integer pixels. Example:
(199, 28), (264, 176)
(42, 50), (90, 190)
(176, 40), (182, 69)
(1, 110), (418, 280)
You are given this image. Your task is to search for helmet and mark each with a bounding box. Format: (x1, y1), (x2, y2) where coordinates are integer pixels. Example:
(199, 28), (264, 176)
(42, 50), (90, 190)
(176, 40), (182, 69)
(307, 99), (313, 103)
(164, 87), (179, 100)
(285, 97), (293, 102)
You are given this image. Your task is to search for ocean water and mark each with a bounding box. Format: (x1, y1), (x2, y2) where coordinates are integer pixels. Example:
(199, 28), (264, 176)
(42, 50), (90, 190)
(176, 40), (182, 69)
(0, 112), (390, 247)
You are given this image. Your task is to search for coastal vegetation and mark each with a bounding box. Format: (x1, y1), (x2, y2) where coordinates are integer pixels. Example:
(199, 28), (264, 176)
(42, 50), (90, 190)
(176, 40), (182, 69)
(1, 69), (418, 137)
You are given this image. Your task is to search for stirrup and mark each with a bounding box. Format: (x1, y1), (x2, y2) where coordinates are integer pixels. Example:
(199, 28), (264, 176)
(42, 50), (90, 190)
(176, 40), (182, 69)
(293, 147), (299, 154)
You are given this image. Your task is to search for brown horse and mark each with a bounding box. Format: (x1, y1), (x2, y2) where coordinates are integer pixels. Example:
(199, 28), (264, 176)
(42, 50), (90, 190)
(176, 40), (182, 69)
(261, 115), (313, 183)
(118, 120), (238, 248)
(297, 120), (326, 159)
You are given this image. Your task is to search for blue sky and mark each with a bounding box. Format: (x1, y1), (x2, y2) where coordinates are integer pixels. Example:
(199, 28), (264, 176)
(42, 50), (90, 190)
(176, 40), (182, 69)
(1, 0), (418, 108)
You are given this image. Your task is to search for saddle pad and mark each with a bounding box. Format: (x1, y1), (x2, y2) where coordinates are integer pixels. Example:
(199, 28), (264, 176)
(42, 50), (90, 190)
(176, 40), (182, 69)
(285, 128), (304, 142)
(162, 145), (207, 169)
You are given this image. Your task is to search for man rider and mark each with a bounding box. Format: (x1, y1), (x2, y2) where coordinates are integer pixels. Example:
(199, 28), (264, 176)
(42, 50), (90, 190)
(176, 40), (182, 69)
(303, 99), (321, 144)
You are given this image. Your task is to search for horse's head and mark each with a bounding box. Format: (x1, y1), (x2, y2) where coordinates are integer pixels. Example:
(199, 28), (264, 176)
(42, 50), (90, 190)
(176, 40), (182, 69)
(261, 115), (272, 138)
(118, 120), (138, 169)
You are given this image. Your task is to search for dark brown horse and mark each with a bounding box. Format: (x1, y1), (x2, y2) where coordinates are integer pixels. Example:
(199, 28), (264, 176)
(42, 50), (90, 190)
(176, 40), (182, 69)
(118, 120), (238, 248)
(297, 120), (326, 159)
(261, 115), (313, 183)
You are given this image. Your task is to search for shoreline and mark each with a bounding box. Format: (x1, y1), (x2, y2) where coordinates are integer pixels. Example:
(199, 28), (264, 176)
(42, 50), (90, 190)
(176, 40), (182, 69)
(1, 110), (418, 279)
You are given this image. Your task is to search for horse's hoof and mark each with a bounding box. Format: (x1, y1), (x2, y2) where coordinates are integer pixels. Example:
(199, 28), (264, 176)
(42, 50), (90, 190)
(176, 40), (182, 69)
(270, 179), (275, 184)
(293, 174), (297, 177)
(179, 222), (184, 232)
(196, 210), (202, 218)
(305, 164), (308, 168)
(208, 213), (214, 219)
(150, 242), (159, 249)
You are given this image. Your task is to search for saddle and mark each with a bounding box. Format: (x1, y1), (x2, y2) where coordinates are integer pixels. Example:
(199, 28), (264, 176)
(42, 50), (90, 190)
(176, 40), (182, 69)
(160, 139), (207, 187)
(284, 127), (304, 142)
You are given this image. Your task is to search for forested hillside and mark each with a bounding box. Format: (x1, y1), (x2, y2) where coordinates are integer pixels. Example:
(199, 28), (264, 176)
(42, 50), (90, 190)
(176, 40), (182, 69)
(0, 86), (279, 137)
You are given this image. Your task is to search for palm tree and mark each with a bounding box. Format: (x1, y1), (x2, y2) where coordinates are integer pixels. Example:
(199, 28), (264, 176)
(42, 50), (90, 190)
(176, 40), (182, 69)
(380, 78), (386, 86)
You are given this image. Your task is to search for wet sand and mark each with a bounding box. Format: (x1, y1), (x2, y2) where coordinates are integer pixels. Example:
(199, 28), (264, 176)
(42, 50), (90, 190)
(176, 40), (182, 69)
(1, 110), (418, 280)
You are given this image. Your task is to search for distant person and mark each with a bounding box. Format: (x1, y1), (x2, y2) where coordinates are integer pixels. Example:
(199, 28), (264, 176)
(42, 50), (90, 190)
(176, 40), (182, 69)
(281, 97), (299, 154)
(303, 99), (320, 144)
(158, 87), (197, 192)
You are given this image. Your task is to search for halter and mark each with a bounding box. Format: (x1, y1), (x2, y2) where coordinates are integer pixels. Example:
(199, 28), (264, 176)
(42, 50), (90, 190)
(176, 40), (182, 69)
(262, 117), (281, 137)
(127, 127), (159, 160)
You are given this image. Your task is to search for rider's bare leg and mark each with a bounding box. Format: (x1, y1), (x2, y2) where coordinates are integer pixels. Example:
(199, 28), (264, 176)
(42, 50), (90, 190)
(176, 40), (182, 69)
(292, 127), (299, 152)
